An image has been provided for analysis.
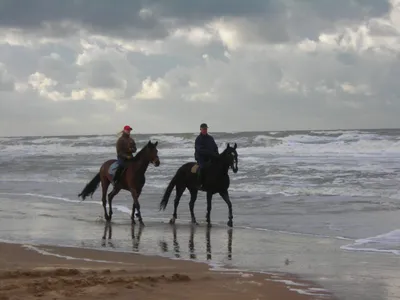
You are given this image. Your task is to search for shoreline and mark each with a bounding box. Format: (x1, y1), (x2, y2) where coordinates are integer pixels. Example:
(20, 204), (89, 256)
(0, 241), (334, 300)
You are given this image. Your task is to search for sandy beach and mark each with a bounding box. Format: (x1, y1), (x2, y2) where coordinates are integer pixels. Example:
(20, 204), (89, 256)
(0, 242), (333, 300)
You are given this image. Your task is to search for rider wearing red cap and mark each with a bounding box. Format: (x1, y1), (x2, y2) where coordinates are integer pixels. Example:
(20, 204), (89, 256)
(113, 125), (137, 185)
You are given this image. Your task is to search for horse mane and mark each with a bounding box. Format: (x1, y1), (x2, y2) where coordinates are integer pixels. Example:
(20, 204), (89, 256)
(220, 146), (229, 155)
(132, 143), (149, 161)
(219, 144), (234, 157)
(211, 145), (232, 170)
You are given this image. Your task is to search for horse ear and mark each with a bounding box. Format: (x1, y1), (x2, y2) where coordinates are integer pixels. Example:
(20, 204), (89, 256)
(227, 143), (230, 148)
(154, 141), (158, 147)
(147, 140), (151, 145)
(234, 143), (237, 149)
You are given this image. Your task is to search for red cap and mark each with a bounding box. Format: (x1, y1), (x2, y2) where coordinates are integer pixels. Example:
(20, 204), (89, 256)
(123, 125), (132, 131)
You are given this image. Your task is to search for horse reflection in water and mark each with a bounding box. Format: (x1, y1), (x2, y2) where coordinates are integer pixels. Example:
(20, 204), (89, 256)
(131, 225), (144, 252)
(101, 222), (114, 248)
(159, 226), (233, 261)
(100, 222), (231, 261)
(101, 222), (144, 252)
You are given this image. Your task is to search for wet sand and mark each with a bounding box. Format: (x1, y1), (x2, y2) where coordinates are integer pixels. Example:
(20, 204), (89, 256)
(0, 242), (332, 300)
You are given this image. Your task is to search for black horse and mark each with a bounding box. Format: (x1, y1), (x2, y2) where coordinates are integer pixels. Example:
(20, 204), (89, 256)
(159, 143), (238, 227)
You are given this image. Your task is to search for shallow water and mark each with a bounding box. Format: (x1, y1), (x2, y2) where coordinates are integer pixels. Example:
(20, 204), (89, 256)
(2, 129), (400, 299)
(0, 189), (398, 299)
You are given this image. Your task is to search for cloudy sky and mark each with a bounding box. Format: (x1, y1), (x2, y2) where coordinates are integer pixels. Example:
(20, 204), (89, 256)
(0, 0), (400, 136)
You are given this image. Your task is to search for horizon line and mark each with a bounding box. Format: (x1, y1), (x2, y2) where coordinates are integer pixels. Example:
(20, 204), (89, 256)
(1, 127), (400, 138)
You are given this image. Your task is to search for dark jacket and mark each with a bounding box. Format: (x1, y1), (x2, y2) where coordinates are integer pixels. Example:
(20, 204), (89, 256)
(194, 133), (219, 161)
(116, 133), (137, 160)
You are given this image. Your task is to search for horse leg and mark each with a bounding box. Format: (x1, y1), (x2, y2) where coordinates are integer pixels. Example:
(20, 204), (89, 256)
(135, 190), (143, 219)
(169, 184), (186, 225)
(188, 188), (199, 225)
(101, 179), (111, 221)
(131, 201), (137, 225)
(206, 191), (213, 227)
(131, 201), (136, 225)
(135, 191), (143, 223)
(107, 187), (121, 220)
(130, 189), (144, 226)
(219, 191), (233, 227)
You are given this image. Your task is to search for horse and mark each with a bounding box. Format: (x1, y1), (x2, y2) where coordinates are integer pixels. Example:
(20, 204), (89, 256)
(78, 141), (160, 225)
(159, 143), (238, 227)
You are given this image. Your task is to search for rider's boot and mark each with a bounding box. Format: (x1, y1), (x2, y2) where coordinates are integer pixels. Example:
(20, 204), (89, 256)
(113, 166), (123, 185)
(197, 168), (205, 189)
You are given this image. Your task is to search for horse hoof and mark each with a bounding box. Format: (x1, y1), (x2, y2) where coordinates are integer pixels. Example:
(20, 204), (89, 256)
(191, 220), (199, 225)
(169, 218), (176, 225)
(227, 220), (233, 227)
(139, 221), (145, 226)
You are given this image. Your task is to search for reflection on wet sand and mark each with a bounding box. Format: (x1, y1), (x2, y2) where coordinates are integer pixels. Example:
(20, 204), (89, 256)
(131, 223), (144, 252)
(95, 222), (389, 300)
(159, 225), (233, 261)
(101, 222), (144, 252)
(101, 221), (114, 248)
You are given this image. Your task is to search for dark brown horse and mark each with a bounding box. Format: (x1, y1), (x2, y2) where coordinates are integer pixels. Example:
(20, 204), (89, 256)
(78, 141), (160, 225)
(159, 143), (238, 227)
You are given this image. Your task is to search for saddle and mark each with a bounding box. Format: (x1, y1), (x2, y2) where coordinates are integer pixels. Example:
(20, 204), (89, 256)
(191, 164), (200, 174)
(109, 161), (120, 177)
(109, 161), (127, 183)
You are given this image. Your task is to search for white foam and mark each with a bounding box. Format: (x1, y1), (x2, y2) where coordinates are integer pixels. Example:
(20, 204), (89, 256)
(2, 131), (400, 158)
(270, 279), (308, 286)
(23, 244), (127, 264)
(266, 277), (330, 298)
(236, 225), (352, 241)
(288, 287), (329, 297)
(149, 134), (191, 145)
(341, 229), (400, 255)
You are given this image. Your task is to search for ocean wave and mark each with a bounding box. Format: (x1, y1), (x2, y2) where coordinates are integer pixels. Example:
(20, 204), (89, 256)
(341, 229), (400, 255)
(1, 130), (400, 203)
(1, 130), (400, 157)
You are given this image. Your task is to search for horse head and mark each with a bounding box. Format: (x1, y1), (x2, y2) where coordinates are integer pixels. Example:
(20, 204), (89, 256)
(145, 140), (160, 167)
(221, 143), (238, 173)
(134, 140), (160, 167)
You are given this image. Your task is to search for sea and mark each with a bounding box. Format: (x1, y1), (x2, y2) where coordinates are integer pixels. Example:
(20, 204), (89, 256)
(1, 129), (400, 300)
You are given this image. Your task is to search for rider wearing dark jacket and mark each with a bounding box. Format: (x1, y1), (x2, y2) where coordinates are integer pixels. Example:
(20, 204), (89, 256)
(194, 123), (219, 188)
(113, 125), (137, 185)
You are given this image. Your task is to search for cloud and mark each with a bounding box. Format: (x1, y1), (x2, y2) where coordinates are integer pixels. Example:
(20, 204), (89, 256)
(0, 0), (399, 136)
(0, 63), (15, 91)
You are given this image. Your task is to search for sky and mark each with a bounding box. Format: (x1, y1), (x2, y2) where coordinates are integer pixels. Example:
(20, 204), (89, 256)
(0, 0), (400, 136)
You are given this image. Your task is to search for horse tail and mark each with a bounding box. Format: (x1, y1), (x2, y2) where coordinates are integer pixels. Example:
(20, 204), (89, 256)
(159, 172), (179, 211)
(78, 172), (101, 201)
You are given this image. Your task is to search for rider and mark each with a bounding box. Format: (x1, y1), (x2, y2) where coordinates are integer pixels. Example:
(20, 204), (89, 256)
(194, 123), (219, 188)
(113, 125), (137, 185)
